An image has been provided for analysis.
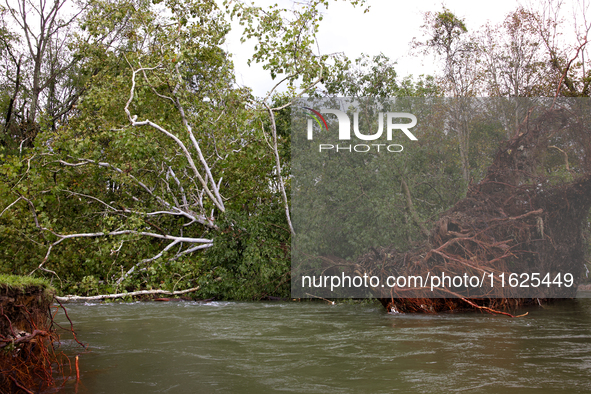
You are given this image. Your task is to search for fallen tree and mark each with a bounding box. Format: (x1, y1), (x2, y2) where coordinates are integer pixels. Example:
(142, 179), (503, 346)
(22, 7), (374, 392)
(54, 286), (201, 302)
(354, 102), (591, 313)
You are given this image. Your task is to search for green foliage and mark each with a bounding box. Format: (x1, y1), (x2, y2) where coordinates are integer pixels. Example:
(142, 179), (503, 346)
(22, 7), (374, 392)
(228, 0), (365, 84)
(0, 0), (296, 300)
(325, 53), (440, 98)
(1, 0), (587, 302)
(427, 8), (468, 53)
(198, 208), (291, 300)
(292, 98), (473, 264)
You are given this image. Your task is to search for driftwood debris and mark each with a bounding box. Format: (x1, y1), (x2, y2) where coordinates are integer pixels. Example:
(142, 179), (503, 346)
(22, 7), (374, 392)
(357, 105), (591, 314)
(54, 286), (201, 302)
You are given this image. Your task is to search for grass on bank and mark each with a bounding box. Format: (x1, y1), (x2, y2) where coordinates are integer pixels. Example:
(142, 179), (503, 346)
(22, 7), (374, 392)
(0, 274), (55, 300)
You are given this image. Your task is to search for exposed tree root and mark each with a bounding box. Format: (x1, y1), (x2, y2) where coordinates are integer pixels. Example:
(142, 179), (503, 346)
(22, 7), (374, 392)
(357, 104), (591, 313)
(0, 286), (84, 393)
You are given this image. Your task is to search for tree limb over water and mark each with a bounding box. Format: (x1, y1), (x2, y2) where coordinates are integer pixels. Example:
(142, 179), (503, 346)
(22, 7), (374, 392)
(54, 286), (201, 302)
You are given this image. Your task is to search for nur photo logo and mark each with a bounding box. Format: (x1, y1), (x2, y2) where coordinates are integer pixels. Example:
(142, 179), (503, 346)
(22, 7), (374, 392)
(303, 107), (418, 153)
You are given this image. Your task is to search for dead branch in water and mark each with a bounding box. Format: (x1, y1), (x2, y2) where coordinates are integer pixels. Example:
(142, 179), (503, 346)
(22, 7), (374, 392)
(54, 286), (201, 302)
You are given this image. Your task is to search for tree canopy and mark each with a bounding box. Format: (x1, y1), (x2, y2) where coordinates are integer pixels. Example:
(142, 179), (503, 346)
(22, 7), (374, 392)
(0, 0), (590, 300)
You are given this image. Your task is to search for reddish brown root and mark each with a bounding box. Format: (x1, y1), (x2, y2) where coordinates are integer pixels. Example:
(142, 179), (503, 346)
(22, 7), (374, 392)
(358, 107), (591, 312)
(1, 295), (85, 393)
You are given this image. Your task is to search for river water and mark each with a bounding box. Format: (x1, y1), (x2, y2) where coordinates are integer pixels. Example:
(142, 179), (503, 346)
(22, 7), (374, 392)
(53, 299), (591, 393)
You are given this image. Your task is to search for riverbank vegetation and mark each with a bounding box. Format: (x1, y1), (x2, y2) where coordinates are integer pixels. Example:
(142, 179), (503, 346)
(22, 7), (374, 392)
(0, 0), (590, 303)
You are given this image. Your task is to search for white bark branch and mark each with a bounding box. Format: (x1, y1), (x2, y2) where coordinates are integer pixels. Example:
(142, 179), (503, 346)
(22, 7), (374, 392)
(54, 286), (201, 302)
(173, 95), (225, 211)
(264, 102), (295, 235)
(31, 229), (213, 275)
(0, 196), (24, 218)
(175, 243), (214, 256)
(54, 159), (216, 227)
(123, 66), (225, 213)
(116, 239), (181, 284)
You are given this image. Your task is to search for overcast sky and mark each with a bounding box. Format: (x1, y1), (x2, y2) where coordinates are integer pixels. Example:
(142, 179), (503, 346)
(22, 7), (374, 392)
(223, 0), (523, 96)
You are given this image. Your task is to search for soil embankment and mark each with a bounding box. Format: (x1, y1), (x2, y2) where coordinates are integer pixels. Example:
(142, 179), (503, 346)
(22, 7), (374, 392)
(0, 275), (59, 393)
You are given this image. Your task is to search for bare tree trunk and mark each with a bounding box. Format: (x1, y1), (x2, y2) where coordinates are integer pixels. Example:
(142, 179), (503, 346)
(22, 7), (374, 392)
(8, 0), (84, 128)
(401, 178), (430, 238)
(458, 129), (470, 183)
(265, 103), (295, 236)
(3, 56), (21, 135)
